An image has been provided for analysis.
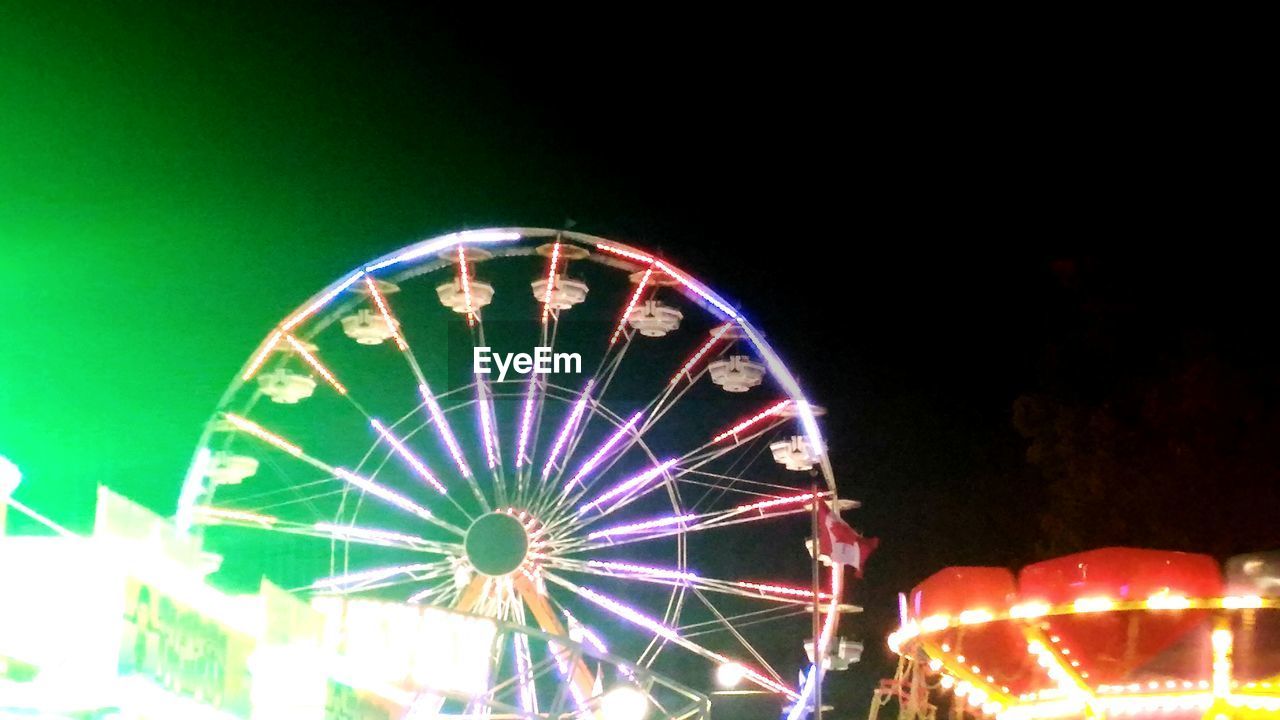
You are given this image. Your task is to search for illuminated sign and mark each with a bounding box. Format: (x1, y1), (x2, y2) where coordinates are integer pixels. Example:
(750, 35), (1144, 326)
(313, 597), (497, 699)
(119, 577), (255, 717)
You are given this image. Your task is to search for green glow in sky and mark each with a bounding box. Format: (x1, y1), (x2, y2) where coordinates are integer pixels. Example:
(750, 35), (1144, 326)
(0, 2), (629, 530)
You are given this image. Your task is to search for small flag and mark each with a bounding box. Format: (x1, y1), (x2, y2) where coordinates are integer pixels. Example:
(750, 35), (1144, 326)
(816, 502), (878, 577)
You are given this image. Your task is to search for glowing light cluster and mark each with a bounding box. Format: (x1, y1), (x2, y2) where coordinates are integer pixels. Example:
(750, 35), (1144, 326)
(541, 380), (594, 480)
(224, 413), (303, 457)
(1072, 596), (1115, 613)
(670, 323), (733, 385)
(284, 334), (348, 395)
(1145, 592), (1192, 611)
(334, 468), (434, 521)
(710, 400), (791, 444)
(419, 383), (472, 479)
(369, 419), (447, 495)
(1212, 627), (1232, 697)
(578, 459), (678, 516)
(565, 410), (642, 491)
(1009, 601), (1052, 619)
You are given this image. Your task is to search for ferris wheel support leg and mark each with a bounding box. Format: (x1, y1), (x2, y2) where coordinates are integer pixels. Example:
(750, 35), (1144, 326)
(455, 576), (490, 614)
(513, 575), (598, 705)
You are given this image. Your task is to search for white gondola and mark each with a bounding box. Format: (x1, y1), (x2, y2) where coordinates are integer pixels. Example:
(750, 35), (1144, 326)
(770, 435), (819, 471)
(531, 273), (589, 310)
(207, 452), (259, 485)
(626, 300), (682, 337)
(436, 277), (496, 314)
(257, 368), (317, 404)
(708, 355), (766, 392)
(340, 308), (400, 345)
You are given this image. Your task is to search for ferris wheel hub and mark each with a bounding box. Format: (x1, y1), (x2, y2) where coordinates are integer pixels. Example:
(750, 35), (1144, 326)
(465, 511), (530, 576)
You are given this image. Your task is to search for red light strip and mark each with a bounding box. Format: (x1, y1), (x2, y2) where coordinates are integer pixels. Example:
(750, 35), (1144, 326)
(284, 334), (348, 395)
(540, 240), (561, 324)
(224, 413), (303, 457)
(370, 419), (447, 495)
(241, 330), (283, 381)
(457, 246), (476, 326)
(363, 276), (407, 351)
(735, 581), (832, 601)
(669, 323), (732, 385)
(609, 267), (652, 346)
(710, 400), (790, 444)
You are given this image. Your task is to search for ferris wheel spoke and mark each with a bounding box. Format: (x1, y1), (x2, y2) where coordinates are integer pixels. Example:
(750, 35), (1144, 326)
(691, 588), (789, 687)
(419, 382), (489, 514)
(308, 560), (455, 594)
(534, 379), (595, 499)
(355, 273), (490, 519)
(561, 490), (830, 553)
(550, 399), (791, 536)
(677, 604), (808, 635)
(542, 571), (800, 700)
(547, 558), (836, 609)
(533, 405), (644, 522)
(569, 458), (681, 525)
(222, 412), (465, 536)
(192, 507), (461, 554)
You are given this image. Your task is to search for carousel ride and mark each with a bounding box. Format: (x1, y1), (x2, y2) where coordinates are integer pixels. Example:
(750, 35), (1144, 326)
(876, 548), (1280, 720)
(175, 228), (865, 719)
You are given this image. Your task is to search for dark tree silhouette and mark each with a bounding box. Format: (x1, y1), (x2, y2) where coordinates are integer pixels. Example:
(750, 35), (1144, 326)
(1012, 257), (1280, 560)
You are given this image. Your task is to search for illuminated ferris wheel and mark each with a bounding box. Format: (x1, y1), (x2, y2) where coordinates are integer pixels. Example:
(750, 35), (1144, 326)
(177, 228), (858, 719)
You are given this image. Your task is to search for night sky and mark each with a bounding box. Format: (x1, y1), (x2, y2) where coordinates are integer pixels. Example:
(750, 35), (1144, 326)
(3, 3), (1275, 718)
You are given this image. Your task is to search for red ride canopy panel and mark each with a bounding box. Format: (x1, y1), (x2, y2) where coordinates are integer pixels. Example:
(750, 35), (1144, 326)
(1017, 547), (1223, 604)
(910, 566), (1018, 620)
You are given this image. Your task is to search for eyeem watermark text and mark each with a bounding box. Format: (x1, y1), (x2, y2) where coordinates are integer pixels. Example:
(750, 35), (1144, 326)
(474, 347), (582, 381)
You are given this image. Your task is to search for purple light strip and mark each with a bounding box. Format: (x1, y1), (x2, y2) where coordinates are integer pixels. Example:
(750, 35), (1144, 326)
(477, 382), (499, 469)
(418, 383), (472, 479)
(563, 411), (643, 493)
(586, 513), (698, 540)
(370, 419), (447, 495)
(577, 459), (678, 516)
(334, 468), (433, 521)
(585, 560), (699, 583)
(541, 380), (595, 481)
(515, 377), (539, 467)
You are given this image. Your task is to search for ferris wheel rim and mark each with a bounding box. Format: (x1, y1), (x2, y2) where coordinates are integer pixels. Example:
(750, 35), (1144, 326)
(177, 226), (850, 712)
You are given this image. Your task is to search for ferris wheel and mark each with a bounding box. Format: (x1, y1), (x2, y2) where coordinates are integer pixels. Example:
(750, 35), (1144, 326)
(177, 228), (858, 719)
